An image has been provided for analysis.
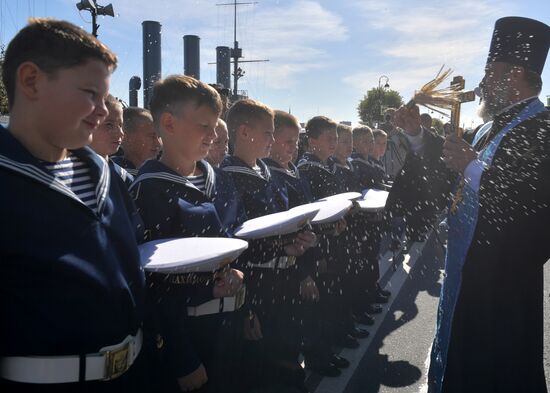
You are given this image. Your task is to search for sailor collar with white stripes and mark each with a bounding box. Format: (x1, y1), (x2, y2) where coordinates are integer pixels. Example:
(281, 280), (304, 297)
(221, 156), (272, 182)
(349, 153), (371, 167)
(330, 156), (354, 172)
(0, 127), (110, 216)
(297, 153), (335, 174)
(263, 158), (299, 179)
(130, 159), (216, 198)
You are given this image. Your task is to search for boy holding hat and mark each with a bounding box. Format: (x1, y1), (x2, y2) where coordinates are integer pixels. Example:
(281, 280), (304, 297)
(221, 99), (317, 392)
(0, 18), (148, 392)
(130, 75), (246, 393)
(297, 117), (366, 351)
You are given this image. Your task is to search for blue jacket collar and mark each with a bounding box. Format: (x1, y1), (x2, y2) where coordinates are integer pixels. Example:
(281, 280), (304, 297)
(0, 126), (110, 215)
(220, 155), (271, 182)
(297, 152), (334, 173)
(262, 158), (300, 179)
(131, 159), (216, 198)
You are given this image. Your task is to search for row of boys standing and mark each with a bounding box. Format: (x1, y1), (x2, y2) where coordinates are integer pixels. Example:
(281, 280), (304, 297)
(112, 83), (394, 392)
(0, 18), (393, 393)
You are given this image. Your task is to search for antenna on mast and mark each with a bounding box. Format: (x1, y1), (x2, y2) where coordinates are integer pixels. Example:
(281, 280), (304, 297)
(215, 1), (269, 99)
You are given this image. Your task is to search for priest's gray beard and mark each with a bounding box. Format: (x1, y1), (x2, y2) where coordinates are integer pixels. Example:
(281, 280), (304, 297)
(477, 81), (516, 122)
(476, 100), (494, 123)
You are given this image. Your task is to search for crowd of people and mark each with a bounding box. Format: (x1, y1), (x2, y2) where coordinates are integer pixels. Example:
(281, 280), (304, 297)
(0, 14), (549, 393)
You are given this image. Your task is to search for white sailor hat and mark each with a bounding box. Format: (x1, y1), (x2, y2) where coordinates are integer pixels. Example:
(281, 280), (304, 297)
(140, 237), (249, 273)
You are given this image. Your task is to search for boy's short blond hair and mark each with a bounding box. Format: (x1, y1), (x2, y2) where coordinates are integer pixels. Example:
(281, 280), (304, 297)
(352, 125), (374, 143)
(226, 99), (274, 142)
(372, 129), (387, 139)
(2, 18), (117, 109)
(274, 110), (300, 133)
(149, 75), (222, 128)
(123, 107), (153, 133)
(305, 116), (337, 139)
(337, 123), (352, 137)
(105, 94), (123, 114)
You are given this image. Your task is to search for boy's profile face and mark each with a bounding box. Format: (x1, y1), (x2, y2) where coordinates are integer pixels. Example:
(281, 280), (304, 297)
(206, 120), (229, 166)
(270, 125), (299, 167)
(308, 127), (337, 162)
(241, 115), (275, 160)
(123, 117), (161, 165)
(335, 131), (353, 161)
(89, 103), (123, 157)
(167, 102), (219, 162)
(372, 135), (387, 160)
(36, 59), (111, 151)
(355, 132), (374, 157)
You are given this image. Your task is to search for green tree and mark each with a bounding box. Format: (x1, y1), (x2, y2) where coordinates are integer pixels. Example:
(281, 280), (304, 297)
(357, 88), (403, 126)
(0, 45), (8, 114)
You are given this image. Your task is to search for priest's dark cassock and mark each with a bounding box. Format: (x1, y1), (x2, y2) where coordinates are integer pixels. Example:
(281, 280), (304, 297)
(424, 17), (550, 393)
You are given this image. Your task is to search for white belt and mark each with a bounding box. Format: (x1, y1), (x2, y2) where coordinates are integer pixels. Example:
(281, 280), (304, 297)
(0, 329), (142, 384)
(187, 287), (246, 317)
(248, 256), (296, 269)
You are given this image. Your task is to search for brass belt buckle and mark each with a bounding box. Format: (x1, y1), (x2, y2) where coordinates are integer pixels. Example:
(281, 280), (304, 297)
(235, 286), (246, 310)
(287, 256), (296, 267)
(103, 342), (130, 380)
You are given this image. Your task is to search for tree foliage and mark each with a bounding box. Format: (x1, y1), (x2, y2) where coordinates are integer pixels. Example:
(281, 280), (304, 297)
(357, 88), (403, 126)
(0, 46), (8, 114)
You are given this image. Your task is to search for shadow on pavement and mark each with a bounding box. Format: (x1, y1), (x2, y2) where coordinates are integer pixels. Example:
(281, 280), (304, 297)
(343, 231), (446, 393)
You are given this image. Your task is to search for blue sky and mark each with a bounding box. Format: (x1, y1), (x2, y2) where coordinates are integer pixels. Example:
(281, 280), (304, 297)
(1, 0), (549, 128)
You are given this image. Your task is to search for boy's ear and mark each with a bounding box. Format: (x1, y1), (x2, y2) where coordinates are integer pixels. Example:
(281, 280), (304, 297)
(159, 112), (176, 136)
(16, 62), (42, 102)
(235, 124), (249, 140)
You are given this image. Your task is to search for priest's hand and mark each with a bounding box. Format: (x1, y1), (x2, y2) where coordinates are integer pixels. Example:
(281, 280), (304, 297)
(213, 268), (244, 298)
(393, 105), (422, 136)
(443, 134), (477, 174)
(177, 364), (208, 392)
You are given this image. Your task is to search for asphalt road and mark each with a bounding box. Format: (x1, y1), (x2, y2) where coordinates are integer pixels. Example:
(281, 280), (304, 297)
(311, 232), (550, 392)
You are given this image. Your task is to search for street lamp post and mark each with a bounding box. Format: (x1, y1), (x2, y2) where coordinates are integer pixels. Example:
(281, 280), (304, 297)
(377, 75), (390, 126)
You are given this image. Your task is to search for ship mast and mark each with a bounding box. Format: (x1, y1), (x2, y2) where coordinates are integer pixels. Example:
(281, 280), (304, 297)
(216, 0), (268, 98)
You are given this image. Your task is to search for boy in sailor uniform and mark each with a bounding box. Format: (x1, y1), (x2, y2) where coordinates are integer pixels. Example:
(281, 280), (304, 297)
(221, 99), (317, 392)
(130, 75), (245, 393)
(0, 19), (148, 392)
(89, 94), (134, 187)
(297, 117), (365, 353)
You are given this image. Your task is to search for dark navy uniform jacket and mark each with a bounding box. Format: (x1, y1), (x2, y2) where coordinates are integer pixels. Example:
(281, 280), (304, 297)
(329, 156), (357, 193)
(296, 152), (340, 200)
(0, 126), (145, 357)
(296, 153), (344, 269)
(111, 155), (138, 176)
(109, 159), (134, 188)
(131, 159), (246, 240)
(220, 156), (288, 218)
(264, 158), (313, 207)
(263, 158), (316, 281)
(367, 157), (392, 190)
(349, 152), (383, 190)
(130, 159), (247, 378)
(220, 156), (302, 305)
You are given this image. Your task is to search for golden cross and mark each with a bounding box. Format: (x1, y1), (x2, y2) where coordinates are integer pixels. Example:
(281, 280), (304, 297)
(449, 76), (476, 137)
